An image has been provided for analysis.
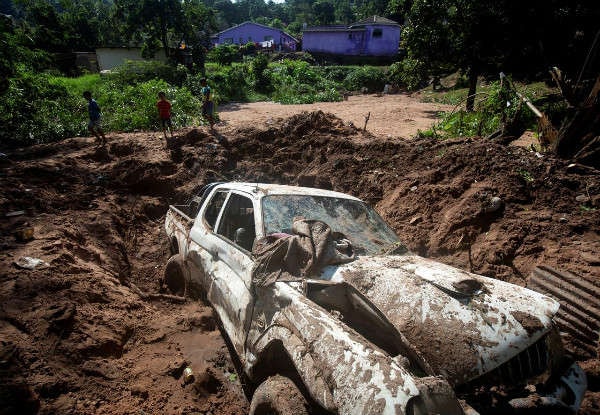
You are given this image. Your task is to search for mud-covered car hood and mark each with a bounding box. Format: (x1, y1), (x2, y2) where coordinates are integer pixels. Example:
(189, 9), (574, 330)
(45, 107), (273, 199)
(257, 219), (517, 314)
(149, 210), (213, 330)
(319, 254), (560, 385)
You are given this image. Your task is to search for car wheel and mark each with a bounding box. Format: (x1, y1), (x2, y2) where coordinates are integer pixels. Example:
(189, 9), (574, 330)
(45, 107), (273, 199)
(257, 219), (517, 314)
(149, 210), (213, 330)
(164, 254), (186, 296)
(250, 375), (310, 415)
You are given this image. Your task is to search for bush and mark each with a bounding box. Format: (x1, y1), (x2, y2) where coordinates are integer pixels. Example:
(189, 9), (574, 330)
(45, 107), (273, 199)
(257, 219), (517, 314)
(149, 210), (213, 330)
(343, 66), (387, 92)
(106, 60), (189, 87)
(100, 79), (200, 132)
(435, 80), (537, 138)
(321, 66), (357, 84)
(250, 54), (271, 92)
(191, 64), (249, 103)
(269, 60), (341, 104)
(388, 58), (428, 91)
(207, 45), (241, 66)
(0, 70), (84, 146)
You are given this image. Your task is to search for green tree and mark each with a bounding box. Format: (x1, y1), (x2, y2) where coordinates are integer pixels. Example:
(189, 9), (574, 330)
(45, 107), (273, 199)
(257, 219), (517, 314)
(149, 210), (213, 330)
(313, 1), (335, 25)
(181, 0), (217, 73)
(113, 0), (185, 57)
(402, 0), (509, 111)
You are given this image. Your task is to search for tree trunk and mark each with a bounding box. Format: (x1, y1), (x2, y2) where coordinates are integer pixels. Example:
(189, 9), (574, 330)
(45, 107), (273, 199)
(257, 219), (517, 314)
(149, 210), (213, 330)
(466, 66), (478, 112)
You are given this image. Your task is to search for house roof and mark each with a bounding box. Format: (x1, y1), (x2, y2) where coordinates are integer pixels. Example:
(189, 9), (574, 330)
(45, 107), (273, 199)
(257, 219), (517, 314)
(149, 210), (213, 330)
(303, 16), (400, 33)
(350, 16), (400, 27)
(211, 21), (298, 42)
(302, 26), (365, 33)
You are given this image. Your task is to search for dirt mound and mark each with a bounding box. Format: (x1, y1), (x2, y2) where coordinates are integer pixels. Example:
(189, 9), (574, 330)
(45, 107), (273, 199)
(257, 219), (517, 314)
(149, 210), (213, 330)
(1, 110), (599, 413)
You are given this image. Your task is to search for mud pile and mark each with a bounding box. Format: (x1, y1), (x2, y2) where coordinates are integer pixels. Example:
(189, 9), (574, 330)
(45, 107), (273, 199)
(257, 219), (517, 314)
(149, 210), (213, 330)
(1, 111), (599, 413)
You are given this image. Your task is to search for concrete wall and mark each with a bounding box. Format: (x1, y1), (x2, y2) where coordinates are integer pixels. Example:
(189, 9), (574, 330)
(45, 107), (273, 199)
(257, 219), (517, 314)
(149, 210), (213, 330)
(212, 22), (296, 51)
(302, 24), (400, 57)
(96, 48), (168, 71)
(302, 30), (366, 55)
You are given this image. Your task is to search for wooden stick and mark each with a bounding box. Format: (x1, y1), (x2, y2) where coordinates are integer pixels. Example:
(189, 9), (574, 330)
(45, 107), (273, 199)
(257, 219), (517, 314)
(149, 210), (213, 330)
(363, 112), (371, 131)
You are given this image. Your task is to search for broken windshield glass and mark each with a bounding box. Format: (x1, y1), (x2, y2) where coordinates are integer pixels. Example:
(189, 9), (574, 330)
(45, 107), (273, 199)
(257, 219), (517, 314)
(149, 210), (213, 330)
(261, 195), (407, 256)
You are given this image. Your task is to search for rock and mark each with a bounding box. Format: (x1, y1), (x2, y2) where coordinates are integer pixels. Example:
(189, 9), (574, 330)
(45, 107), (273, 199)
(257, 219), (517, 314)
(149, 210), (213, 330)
(558, 217), (568, 223)
(143, 330), (166, 344)
(484, 196), (503, 213)
(410, 186), (418, 192)
(409, 216), (423, 225)
(581, 252), (600, 265)
(130, 384), (149, 400)
(165, 359), (188, 379)
(575, 194), (590, 203)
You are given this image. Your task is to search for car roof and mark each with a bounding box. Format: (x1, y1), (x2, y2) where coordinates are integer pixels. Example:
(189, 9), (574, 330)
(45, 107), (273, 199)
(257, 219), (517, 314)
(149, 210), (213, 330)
(213, 182), (362, 201)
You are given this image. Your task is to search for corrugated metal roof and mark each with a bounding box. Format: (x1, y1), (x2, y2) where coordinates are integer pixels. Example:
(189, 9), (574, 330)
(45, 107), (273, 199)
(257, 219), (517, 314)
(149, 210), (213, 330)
(303, 15), (399, 33)
(350, 15), (400, 27)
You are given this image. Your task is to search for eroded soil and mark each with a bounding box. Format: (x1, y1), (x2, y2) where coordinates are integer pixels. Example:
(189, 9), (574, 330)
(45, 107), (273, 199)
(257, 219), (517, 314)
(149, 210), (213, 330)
(1, 99), (599, 414)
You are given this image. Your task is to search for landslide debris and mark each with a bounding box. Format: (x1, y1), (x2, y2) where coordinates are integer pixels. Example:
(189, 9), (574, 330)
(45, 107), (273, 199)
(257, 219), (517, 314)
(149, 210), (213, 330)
(1, 111), (599, 414)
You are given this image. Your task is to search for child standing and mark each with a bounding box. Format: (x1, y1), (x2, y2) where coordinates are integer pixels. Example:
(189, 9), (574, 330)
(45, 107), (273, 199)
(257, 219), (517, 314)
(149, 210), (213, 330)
(200, 78), (215, 129)
(157, 91), (174, 141)
(83, 91), (107, 147)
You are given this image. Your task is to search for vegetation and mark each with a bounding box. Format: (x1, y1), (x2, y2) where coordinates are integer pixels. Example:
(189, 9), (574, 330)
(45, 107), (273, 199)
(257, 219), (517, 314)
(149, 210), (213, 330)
(1, 0), (598, 154)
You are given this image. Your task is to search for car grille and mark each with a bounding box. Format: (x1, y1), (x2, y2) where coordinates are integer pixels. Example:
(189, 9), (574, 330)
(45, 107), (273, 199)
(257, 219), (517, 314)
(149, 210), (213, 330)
(472, 335), (549, 386)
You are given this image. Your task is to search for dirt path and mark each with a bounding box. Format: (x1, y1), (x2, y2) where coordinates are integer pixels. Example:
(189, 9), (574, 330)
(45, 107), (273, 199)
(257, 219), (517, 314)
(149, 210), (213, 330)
(218, 93), (452, 139)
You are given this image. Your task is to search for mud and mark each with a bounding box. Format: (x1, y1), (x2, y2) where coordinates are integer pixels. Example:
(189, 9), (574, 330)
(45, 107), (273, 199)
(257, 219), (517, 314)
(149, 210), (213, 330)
(1, 110), (599, 413)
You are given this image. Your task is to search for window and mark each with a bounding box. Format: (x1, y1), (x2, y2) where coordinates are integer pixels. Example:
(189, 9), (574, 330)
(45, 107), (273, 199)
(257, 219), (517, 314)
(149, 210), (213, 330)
(224, 37), (233, 44)
(239, 37), (244, 44)
(372, 28), (382, 38)
(217, 193), (256, 251)
(264, 35), (273, 41)
(204, 191), (228, 230)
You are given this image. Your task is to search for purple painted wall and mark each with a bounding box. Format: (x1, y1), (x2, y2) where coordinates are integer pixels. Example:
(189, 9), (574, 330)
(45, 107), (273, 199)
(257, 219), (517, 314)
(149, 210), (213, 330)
(211, 22), (297, 51)
(303, 18), (400, 57)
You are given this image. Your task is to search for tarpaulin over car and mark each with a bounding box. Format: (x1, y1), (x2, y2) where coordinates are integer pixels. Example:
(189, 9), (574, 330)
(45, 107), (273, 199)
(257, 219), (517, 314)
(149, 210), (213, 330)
(251, 219), (355, 287)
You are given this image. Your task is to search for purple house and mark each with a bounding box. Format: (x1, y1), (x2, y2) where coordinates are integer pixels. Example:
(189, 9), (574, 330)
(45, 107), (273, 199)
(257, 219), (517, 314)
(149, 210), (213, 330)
(211, 22), (297, 51)
(302, 16), (400, 57)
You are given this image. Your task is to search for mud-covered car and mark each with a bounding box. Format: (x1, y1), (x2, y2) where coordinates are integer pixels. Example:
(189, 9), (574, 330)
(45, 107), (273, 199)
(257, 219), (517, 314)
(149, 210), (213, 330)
(164, 182), (586, 415)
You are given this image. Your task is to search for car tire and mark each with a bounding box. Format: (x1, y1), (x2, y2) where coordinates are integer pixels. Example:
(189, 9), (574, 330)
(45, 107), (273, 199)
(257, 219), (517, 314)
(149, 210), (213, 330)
(164, 254), (187, 297)
(249, 375), (310, 415)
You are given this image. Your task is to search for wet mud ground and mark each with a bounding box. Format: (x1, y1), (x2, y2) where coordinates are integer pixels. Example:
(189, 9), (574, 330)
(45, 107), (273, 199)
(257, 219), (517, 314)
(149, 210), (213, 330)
(1, 111), (599, 414)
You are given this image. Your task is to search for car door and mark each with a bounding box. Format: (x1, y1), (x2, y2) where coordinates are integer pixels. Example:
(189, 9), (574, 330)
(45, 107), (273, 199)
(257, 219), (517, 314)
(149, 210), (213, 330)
(187, 188), (256, 356)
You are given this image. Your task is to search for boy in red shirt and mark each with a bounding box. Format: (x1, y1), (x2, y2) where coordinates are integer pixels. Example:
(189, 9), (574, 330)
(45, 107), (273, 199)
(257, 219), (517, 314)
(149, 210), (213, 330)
(156, 92), (174, 142)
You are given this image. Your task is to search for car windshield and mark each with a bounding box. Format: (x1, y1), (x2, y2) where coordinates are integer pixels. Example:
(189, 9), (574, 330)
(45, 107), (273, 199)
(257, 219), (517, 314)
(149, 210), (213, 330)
(261, 195), (407, 256)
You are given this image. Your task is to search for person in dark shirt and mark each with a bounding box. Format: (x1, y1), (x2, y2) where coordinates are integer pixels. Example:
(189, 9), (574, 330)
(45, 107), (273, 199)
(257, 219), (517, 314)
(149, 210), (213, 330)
(83, 91), (107, 147)
(200, 78), (215, 129)
(157, 91), (174, 142)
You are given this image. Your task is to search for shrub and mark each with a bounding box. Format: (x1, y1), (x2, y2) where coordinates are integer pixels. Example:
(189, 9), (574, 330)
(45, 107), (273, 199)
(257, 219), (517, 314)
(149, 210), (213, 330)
(207, 45), (241, 66)
(190, 64), (249, 103)
(0, 70), (84, 146)
(435, 79), (538, 138)
(249, 54), (271, 92)
(269, 60), (341, 104)
(343, 66), (387, 92)
(106, 60), (189, 87)
(322, 66), (357, 84)
(100, 79), (201, 132)
(388, 58), (428, 91)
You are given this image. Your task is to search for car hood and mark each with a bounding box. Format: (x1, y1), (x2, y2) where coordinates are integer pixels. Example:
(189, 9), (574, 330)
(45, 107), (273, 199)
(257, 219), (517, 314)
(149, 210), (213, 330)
(318, 254), (560, 385)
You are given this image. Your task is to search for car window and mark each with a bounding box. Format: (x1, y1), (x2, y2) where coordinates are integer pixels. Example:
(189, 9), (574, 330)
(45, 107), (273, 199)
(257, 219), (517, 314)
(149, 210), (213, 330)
(204, 191), (228, 230)
(216, 193), (256, 252)
(262, 195), (404, 256)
